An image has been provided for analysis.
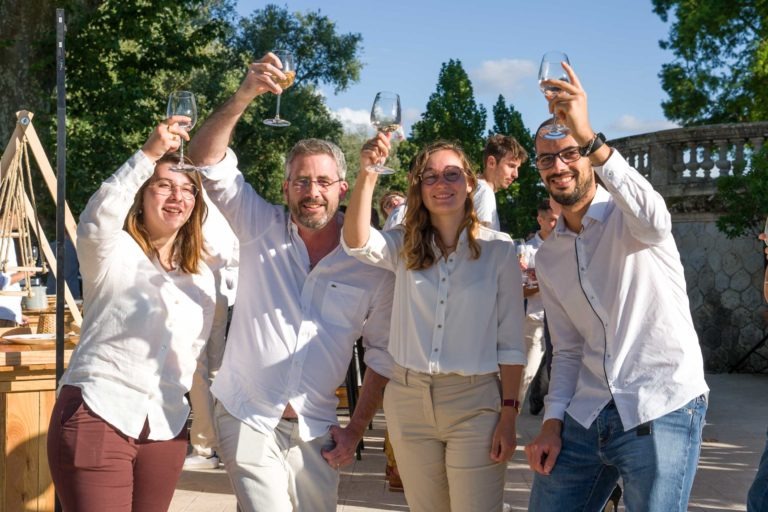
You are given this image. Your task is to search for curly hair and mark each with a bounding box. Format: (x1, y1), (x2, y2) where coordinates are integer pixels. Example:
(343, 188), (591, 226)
(402, 141), (481, 270)
(123, 153), (208, 274)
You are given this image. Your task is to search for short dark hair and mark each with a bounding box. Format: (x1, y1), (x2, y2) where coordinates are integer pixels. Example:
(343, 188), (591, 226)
(483, 134), (529, 167)
(537, 199), (552, 213)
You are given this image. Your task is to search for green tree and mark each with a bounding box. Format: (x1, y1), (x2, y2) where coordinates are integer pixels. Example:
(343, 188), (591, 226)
(653, 0), (768, 124)
(43, 0), (237, 217)
(490, 95), (547, 237)
(406, 59), (487, 168)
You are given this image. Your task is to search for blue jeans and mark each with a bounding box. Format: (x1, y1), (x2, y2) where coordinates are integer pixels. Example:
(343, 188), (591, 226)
(747, 427), (768, 512)
(529, 395), (707, 512)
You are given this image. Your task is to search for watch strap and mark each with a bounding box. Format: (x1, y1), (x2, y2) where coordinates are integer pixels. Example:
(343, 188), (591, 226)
(502, 398), (520, 411)
(579, 132), (606, 157)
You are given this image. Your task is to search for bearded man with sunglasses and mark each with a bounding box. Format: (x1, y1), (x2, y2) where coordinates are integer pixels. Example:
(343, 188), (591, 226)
(524, 63), (709, 512)
(187, 52), (395, 512)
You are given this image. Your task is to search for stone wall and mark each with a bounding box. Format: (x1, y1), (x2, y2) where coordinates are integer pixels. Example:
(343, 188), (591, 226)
(673, 213), (765, 372)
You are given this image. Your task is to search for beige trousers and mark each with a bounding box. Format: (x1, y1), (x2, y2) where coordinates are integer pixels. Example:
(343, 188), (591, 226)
(518, 313), (545, 404)
(383, 365), (507, 512)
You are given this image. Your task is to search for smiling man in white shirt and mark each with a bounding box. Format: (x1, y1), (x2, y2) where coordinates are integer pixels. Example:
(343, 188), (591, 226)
(188, 52), (395, 512)
(524, 63), (709, 512)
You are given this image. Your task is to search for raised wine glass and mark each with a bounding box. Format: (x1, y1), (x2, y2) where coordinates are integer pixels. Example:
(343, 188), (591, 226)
(263, 49), (296, 127)
(367, 91), (401, 174)
(166, 91), (198, 171)
(538, 51), (571, 140)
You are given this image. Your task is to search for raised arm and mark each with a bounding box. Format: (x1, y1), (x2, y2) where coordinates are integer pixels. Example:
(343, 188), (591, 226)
(341, 132), (391, 248)
(188, 52), (285, 167)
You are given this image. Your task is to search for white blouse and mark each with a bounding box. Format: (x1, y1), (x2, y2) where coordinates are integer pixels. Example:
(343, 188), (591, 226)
(61, 150), (216, 440)
(343, 226), (526, 375)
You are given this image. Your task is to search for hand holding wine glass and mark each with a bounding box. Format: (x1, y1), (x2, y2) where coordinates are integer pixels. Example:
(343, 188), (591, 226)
(538, 51), (571, 140)
(166, 91), (198, 171)
(367, 91), (401, 174)
(263, 49), (296, 127)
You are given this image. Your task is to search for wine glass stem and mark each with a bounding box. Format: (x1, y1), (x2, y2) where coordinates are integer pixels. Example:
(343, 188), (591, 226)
(275, 94), (283, 120)
(179, 139), (185, 166)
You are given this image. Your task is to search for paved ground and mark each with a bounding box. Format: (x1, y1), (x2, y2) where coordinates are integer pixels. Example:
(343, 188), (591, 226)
(169, 372), (767, 511)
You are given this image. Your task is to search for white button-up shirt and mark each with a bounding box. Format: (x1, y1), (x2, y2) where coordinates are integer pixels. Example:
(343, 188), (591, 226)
(203, 150), (394, 442)
(474, 179), (500, 230)
(536, 150), (709, 430)
(343, 226), (526, 375)
(63, 150), (217, 440)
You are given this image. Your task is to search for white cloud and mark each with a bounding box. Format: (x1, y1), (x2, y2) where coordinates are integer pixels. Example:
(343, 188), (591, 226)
(333, 107), (374, 134)
(471, 59), (537, 97)
(609, 115), (679, 136)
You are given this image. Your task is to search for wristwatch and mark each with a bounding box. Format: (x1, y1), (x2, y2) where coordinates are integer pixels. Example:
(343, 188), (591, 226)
(579, 132), (606, 157)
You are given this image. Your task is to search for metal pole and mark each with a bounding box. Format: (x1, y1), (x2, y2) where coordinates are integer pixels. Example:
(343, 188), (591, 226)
(55, 10), (66, 511)
(55, 9), (66, 386)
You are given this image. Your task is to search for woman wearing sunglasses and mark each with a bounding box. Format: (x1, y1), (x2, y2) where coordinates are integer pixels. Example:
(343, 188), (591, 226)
(47, 117), (216, 511)
(342, 134), (526, 512)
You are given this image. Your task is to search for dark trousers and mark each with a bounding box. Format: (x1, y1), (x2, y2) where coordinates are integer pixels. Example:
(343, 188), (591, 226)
(47, 385), (187, 512)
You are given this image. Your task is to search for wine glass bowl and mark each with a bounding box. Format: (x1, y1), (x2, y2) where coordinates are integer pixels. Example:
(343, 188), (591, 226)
(263, 49), (295, 127)
(367, 91), (401, 175)
(538, 51), (571, 140)
(166, 91), (198, 172)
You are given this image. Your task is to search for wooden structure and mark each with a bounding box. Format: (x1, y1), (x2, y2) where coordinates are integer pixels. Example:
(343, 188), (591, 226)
(0, 112), (80, 511)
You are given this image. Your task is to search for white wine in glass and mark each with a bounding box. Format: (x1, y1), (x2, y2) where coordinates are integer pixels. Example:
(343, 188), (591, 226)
(538, 51), (571, 140)
(367, 91), (401, 174)
(166, 91), (198, 172)
(263, 50), (295, 127)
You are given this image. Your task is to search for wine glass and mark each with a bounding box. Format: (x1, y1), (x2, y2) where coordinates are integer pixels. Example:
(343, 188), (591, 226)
(367, 91), (401, 174)
(538, 51), (571, 140)
(263, 49), (296, 127)
(166, 91), (198, 171)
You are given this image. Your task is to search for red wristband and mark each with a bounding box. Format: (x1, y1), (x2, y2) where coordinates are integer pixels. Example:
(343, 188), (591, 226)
(502, 399), (520, 411)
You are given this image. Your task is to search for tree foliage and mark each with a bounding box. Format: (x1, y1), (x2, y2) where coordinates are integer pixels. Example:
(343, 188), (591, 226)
(490, 95), (547, 237)
(406, 59), (487, 168)
(716, 148), (768, 238)
(653, 0), (768, 124)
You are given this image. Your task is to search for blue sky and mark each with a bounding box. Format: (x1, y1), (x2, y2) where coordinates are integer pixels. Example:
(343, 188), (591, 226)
(236, 0), (679, 139)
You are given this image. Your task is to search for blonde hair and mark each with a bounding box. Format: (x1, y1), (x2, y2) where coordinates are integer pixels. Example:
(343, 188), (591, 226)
(402, 141), (481, 270)
(123, 153), (208, 273)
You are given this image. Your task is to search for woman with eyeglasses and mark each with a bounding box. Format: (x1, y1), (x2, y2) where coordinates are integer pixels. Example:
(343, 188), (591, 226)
(342, 134), (526, 512)
(47, 117), (217, 512)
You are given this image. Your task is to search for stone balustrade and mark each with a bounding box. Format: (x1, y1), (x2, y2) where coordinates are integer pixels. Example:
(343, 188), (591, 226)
(609, 122), (768, 200)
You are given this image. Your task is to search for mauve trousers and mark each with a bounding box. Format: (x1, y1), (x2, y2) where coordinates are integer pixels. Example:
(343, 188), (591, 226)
(47, 385), (187, 512)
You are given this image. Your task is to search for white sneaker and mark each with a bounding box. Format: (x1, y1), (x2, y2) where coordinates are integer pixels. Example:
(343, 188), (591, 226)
(183, 453), (220, 469)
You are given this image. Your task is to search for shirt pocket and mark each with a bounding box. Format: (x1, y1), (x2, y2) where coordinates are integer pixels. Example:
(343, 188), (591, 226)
(321, 281), (366, 329)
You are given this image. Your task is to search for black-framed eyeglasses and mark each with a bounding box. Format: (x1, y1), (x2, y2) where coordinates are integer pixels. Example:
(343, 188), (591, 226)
(150, 178), (198, 200)
(289, 177), (343, 191)
(419, 166), (467, 186)
(534, 146), (582, 170)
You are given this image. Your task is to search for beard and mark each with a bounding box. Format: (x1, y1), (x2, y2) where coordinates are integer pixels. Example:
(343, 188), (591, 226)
(290, 197), (336, 230)
(547, 170), (595, 207)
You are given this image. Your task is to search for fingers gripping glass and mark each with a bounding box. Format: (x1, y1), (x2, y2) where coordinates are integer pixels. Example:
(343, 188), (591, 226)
(419, 166), (466, 186)
(538, 51), (571, 140)
(264, 50), (296, 127)
(535, 147), (582, 170)
(151, 179), (198, 200)
(166, 91), (198, 172)
(367, 91), (402, 175)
